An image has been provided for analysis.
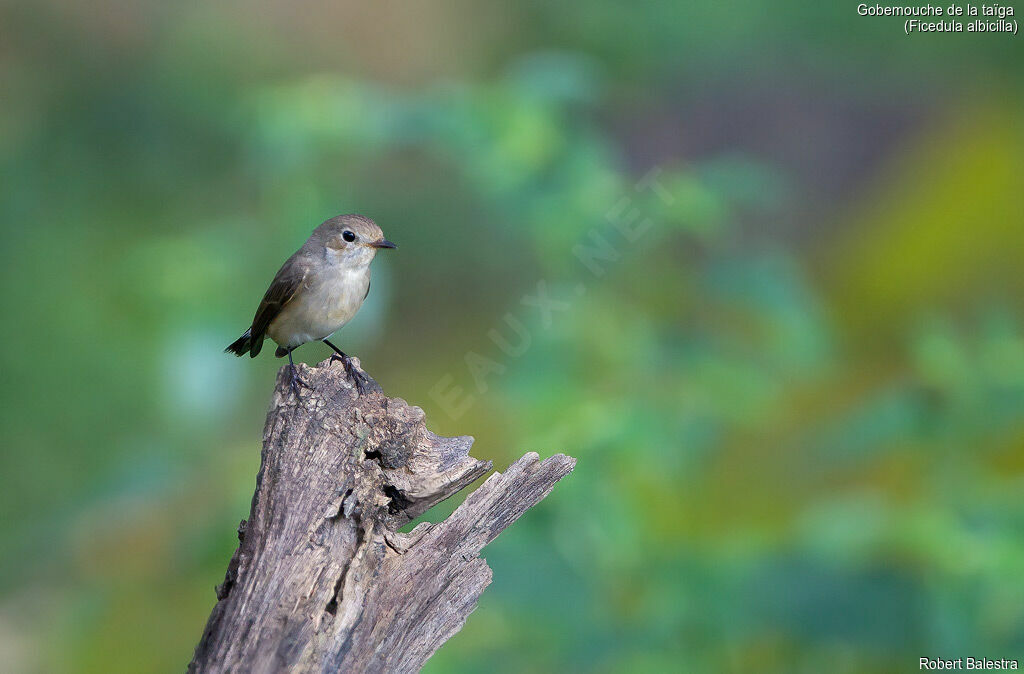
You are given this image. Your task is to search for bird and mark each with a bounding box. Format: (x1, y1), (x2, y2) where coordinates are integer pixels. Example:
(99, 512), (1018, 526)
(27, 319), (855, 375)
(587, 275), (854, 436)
(226, 214), (397, 395)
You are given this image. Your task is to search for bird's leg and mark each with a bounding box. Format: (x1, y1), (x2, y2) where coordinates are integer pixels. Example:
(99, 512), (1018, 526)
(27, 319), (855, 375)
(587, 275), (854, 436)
(323, 338), (348, 363)
(287, 347), (310, 396)
(323, 339), (372, 395)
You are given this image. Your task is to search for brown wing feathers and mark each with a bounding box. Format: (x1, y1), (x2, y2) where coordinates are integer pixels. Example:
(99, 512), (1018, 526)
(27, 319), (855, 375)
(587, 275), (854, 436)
(225, 254), (306, 358)
(248, 257), (306, 357)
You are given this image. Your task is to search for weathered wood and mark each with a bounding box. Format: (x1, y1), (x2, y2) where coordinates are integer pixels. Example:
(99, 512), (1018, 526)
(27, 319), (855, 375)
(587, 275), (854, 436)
(189, 358), (576, 674)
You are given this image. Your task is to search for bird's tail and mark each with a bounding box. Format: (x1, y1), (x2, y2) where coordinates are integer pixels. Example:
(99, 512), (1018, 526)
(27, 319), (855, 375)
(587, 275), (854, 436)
(225, 328), (254, 357)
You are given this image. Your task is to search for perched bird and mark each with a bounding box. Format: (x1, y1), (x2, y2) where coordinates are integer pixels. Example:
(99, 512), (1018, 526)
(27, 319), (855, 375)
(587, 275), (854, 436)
(226, 214), (397, 395)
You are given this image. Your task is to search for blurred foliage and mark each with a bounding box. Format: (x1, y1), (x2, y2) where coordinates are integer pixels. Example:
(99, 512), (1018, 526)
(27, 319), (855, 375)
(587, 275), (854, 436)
(1, 1), (1023, 673)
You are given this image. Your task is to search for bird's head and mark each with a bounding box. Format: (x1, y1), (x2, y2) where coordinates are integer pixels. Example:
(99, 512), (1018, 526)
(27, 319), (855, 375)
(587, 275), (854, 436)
(316, 214), (397, 267)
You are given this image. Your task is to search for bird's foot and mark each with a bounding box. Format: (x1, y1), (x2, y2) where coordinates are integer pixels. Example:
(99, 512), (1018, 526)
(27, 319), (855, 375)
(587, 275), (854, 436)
(330, 353), (373, 395)
(288, 364), (311, 397)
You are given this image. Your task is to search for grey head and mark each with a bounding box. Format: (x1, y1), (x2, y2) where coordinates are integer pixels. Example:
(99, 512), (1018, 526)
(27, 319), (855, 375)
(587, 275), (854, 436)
(307, 214), (397, 268)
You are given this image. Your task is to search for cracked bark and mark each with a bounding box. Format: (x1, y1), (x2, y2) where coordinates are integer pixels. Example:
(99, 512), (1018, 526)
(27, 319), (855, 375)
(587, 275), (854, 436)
(188, 359), (576, 674)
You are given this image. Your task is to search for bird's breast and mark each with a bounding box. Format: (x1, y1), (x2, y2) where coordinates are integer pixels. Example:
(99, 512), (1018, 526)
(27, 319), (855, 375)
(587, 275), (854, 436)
(311, 266), (368, 328)
(268, 266), (370, 347)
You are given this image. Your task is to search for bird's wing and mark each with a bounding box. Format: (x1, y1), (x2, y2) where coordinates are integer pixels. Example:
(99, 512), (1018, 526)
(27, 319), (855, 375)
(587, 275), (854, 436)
(250, 254), (308, 346)
(363, 278), (371, 302)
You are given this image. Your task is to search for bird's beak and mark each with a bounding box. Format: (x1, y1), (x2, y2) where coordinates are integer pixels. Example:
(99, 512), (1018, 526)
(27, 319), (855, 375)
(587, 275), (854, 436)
(370, 239), (397, 249)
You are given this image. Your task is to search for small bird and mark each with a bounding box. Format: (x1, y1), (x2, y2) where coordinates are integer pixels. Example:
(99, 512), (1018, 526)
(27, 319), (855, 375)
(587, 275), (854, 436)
(226, 214), (397, 395)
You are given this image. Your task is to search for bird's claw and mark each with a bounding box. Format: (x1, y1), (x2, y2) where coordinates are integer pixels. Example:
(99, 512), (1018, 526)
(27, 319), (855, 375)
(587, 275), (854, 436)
(288, 365), (311, 397)
(330, 353), (372, 395)
(349, 368), (372, 396)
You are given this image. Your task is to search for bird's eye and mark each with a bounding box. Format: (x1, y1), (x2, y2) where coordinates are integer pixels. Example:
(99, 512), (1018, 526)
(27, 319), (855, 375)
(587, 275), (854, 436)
(342, 230), (356, 242)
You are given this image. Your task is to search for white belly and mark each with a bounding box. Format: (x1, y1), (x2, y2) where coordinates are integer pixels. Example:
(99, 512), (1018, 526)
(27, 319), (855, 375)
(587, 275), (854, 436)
(267, 267), (369, 348)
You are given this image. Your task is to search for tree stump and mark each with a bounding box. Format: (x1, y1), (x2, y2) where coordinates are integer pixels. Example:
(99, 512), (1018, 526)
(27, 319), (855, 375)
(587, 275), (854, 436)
(188, 359), (576, 673)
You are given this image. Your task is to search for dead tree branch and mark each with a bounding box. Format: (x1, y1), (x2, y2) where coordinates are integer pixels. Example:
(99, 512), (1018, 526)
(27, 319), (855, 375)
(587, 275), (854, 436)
(189, 359), (576, 673)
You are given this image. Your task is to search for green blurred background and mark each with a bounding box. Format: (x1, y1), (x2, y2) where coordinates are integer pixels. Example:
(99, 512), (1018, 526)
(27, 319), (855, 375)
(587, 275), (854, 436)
(2, 1), (1024, 672)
